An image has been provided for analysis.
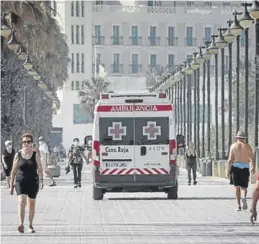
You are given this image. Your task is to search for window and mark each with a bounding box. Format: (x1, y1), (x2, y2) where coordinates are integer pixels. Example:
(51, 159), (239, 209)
(241, 31), (245, 47)
(112, 25), (120, 45)
(149, 26), (157, 46)
(81, 54), (84, 73)
(186, 54), (192, 61)
(204, 1), (212, 6)
(94, 25), (101, 44)
(76, 53), (80, 72)
(147, 1), (153, 6)
(52, 1), (57, 17)
(186, 27), (193, 46)
(81, 25), (84, 44)
(168, 27), (175, 46)
(76, 81), (80, 90)
(76, 0), (80, 16)
(131, 26), (138, 45)
(71, 53), (74, 73)
(81, 0), (84, 17)
(71, 25), (74, 44)
(168, 54), (175, 71)
(187, 1), (194, 6)
(73, 104), (91, 124)
(204, 27), (211, 42)
(71, 1), (74, 16)
(150, 54), (157, 68)
(113, 53), (120, 73)
(132, 54), (139, 73)
(96, 53), (101, 73)
(71, 81), (74, 90)
(76, 25), (79, 44)
(96, 0), (103, 4)
(81, 81), (85, 90)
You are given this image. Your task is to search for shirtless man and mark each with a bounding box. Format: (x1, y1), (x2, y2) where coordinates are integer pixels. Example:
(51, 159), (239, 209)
(227, 131), (256, 211)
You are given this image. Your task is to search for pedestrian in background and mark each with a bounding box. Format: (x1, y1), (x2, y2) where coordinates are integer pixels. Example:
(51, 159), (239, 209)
(250, 172), (259, 225)
(10, 133), (44, 233)
(185, 142), (197, 186)
(1, 140), (15, 188)
(38, 136), (56, 186)
(227, 131), (256, 211)
(68, 138), (88, 188)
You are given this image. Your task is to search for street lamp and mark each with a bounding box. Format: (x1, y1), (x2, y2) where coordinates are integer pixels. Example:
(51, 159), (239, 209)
(23, 54), (33, 70)
(33, 75), (41, 81)
(249, 0), (259, 20)
(184, 61), (194, 75)
(16, 45), (27, 61)
(1, 13), (12, 38)
(191, 52), (200, 70)
(196, 46), (205, 65)
(223, 20), (235, 43)
(28, 68), (38, 76)
(215, 29), (227, 49)
(239, 3), (254, 29)
(6, 29), (20, 52)
(203, 47), (211, 60)
(230, 12), (244, 36)
(208, 38), (219, 54)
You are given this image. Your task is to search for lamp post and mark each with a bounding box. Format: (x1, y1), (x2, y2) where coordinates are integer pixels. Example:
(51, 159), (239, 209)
(231, 11), (244, 135)
(214, 29), (227, 159)
(191, 52), (200, 149)
(6, 29), (20, 52)
(183, 70), (187, 139)
(23, 54), (33, 70)
(250, 0), (259, 147)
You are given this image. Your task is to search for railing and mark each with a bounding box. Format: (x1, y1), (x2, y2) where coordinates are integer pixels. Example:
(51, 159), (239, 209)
(110, 36), (123, 45)
(111, 64), (123, 73)
(148, 36), (160, 46)
(184, 37), (197, 47)
(92, 36), (105, 45)
(129, 36), (142, 45)
(129, 64), (142, 74)
(166, 37), (179, 46)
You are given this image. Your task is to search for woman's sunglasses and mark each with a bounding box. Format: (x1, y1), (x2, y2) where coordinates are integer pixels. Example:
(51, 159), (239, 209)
(22, 140), (32, 145)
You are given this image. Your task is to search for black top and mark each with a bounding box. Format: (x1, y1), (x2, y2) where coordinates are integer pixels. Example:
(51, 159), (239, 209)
(3, 149), (15, 167)
(16, 151), (38, 183)
(185, 153), (197, 164)
(69, 145), (84, 164)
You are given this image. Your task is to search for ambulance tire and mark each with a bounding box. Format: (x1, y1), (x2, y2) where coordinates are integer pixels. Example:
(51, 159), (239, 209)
(167, 181), (178, 200)
(93, 185), (104, 200)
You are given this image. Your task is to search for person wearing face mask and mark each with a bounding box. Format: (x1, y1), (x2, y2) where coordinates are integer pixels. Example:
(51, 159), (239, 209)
(185, 142), (198, 186)
(2, 140), (15, 187)
(38, 136), (56, 186)
(68, 138), (88, 188)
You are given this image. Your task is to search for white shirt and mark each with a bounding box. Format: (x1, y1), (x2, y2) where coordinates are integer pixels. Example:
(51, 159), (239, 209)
(39, 142), (49, 165)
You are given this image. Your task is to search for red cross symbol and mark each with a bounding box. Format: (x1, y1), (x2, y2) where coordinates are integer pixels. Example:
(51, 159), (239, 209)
(108, 122), (127, 140)
(143, 122), (161, 140)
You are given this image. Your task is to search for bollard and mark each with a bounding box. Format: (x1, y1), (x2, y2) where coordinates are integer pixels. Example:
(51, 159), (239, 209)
(201, 159), (207, 176)
(206, 159), (213, 176)
(212, 161), (219, 177)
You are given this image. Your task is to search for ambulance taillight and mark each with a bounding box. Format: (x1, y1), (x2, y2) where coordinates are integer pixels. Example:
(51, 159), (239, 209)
(169, 139), (177, 165)
(159, 93), (166, 98)
(101, 94), (109, 99)
(93, 140), (100, 166)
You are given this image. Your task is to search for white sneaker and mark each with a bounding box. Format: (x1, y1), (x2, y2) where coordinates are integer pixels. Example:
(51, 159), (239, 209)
(242, 198), (248, 210)
(28, 226), (35, 233)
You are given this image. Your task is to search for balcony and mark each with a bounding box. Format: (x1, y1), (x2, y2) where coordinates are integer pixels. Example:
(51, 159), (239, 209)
(111, 64), (123, 73)
(184, 37), (197, 47)
(166, 37), (178, 46)
(129, 36), (142, 45)
(111, 36), (123, 45)
(148, 64), (161, 72)
(148, 36), (160, 46)
(129, 64), (142, 74)
(92, 36), (105, 45)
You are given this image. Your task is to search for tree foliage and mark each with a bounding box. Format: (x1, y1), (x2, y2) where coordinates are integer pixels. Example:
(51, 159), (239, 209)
(145, 65), (169, 88)
(78, 77), (111, 120)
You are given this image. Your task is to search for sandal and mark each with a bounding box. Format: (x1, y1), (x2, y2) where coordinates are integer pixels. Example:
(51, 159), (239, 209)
(18, 224), (24, 233)
(28, 226), (35, 233)
(49, 181), (56, 187)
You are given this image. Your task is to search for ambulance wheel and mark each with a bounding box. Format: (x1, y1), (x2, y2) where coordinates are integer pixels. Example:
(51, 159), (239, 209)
(167, 181), (178, 200)
(93, 185), (103, 200)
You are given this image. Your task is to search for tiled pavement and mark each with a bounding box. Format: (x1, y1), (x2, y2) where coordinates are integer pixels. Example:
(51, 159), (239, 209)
(1, 162), (258, 244)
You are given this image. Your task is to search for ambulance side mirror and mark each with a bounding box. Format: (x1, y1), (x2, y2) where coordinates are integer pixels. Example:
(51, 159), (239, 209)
(176, 134), (185, 148)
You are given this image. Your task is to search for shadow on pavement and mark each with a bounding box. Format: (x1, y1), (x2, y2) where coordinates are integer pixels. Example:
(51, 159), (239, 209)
(106, 196), (249, 200)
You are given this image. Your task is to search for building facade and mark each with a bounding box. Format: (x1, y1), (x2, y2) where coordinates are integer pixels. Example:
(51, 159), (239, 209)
(52, 0), (255, 150)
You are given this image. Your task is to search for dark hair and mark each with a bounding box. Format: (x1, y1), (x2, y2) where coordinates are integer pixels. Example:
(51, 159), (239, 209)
(73, 138), (79, 142)
(21, 133), (33, 142)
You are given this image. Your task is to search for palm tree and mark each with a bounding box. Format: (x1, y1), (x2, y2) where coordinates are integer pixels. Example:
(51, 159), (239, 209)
(145, 65), (169, 89)
(78, 77), (111, 120)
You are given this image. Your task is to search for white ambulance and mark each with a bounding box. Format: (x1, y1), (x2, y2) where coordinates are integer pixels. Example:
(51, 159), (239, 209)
(92, 92), (179, 200)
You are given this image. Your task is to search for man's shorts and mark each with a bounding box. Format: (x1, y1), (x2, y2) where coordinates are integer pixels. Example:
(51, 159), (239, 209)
(231, 166), (250, 188)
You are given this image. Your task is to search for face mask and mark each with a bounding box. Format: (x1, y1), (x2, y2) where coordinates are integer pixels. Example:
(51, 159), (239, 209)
(74, 142), (79, 146)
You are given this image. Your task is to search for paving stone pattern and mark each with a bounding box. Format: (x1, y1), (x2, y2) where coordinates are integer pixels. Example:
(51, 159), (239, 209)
(1, 164), (258, 244)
